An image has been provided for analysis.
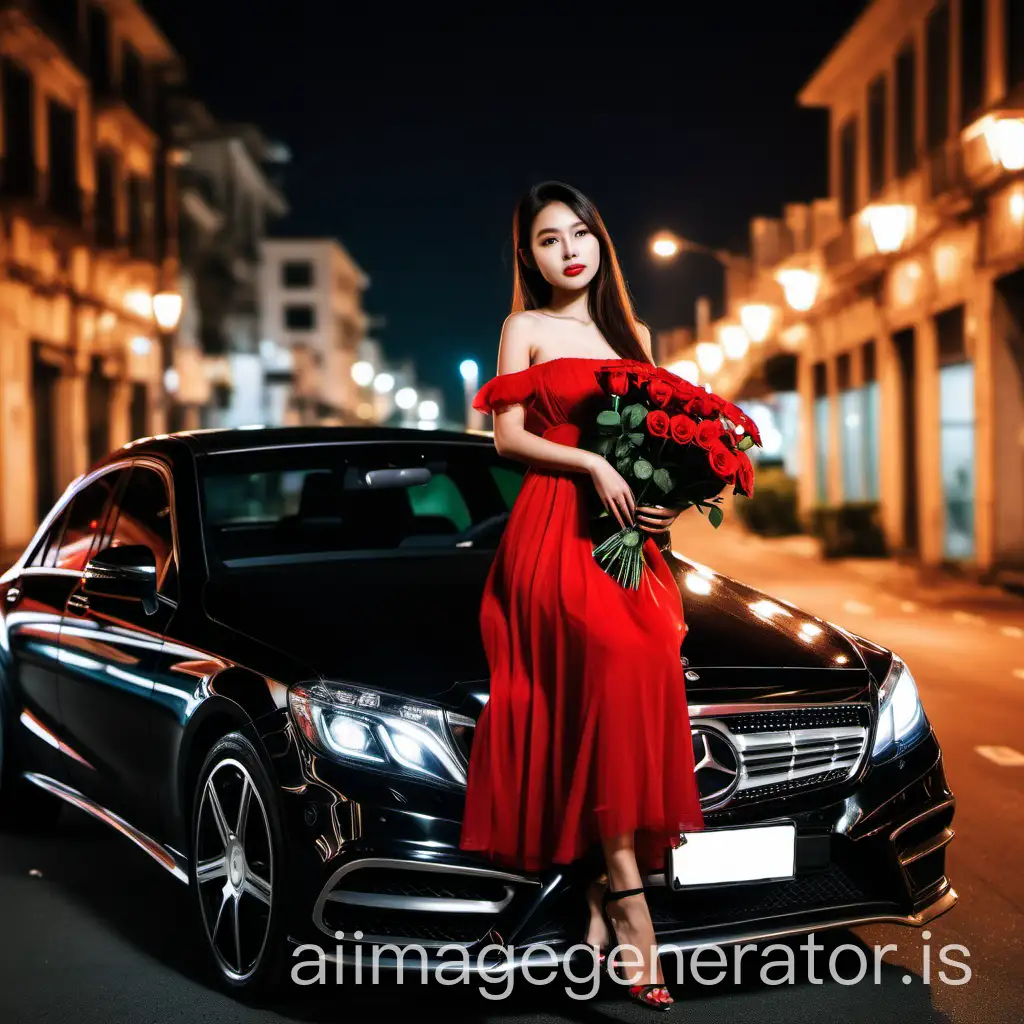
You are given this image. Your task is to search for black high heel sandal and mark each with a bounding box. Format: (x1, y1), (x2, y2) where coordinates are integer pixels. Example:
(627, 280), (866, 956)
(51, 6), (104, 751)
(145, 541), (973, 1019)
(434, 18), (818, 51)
(602, 885), (673, 1012)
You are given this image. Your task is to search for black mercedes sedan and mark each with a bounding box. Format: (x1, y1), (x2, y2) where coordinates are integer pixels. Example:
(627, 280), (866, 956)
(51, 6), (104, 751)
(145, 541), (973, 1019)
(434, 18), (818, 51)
(0, 425), (957, 996)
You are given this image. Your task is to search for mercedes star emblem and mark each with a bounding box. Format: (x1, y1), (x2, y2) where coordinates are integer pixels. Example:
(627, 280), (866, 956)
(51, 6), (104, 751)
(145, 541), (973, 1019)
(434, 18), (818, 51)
(691, 727), (740, 805)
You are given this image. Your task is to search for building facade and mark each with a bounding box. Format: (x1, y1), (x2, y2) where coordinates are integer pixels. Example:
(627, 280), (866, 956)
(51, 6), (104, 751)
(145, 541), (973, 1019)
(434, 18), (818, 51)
(668, 0), (1024, 577)
(258, 238), (370, 426)
(170, 100), (289, 431)
(0, 0), (181, 555)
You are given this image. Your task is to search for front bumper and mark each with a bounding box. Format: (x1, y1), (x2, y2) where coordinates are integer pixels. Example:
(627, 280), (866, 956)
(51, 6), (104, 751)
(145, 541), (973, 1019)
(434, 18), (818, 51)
(271, 721), (957, 969)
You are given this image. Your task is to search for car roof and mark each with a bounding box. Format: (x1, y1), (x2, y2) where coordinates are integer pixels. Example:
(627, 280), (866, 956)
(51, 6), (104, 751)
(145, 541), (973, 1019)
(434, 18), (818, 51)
(101, 424), (496, 461)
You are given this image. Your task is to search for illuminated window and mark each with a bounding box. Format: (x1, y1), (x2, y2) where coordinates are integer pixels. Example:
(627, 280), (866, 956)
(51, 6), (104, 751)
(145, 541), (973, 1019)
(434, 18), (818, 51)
(939, 363), (975, 559)
(813, 362), (829, 503)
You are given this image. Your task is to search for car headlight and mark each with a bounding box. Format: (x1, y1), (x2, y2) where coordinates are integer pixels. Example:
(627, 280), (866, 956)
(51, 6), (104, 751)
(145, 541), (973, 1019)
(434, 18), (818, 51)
(871, 655), (930, 763)
(288, 681), (467, 787)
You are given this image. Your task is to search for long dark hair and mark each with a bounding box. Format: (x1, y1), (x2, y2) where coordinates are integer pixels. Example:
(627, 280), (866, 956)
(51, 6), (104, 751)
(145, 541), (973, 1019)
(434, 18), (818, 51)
(511, 181), (653, 365)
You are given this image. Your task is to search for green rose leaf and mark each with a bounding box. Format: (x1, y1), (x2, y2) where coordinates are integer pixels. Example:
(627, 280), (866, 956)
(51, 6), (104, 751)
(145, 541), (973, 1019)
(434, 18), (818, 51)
(597, 409), (621, 434)
(615, 438), (633, 458)
(633, 459), (653, 480)
(737, 434), (755, 451)
(595, 436), (616, 456)
(624, 404), (647, 428)
(616, 456), (633, 475)
(628, 432), (645, 446)
(708, 506), (724, 528)
(653, 467), (674, 493)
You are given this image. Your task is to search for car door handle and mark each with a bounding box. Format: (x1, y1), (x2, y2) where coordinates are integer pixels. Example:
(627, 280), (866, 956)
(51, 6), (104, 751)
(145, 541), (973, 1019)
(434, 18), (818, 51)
(67, 593), (90, 615)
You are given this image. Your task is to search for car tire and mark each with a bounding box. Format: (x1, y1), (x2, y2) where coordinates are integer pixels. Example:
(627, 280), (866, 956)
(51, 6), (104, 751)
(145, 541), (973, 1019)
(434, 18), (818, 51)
(0, 689), (63, 833)
(188, 731), (290, 999)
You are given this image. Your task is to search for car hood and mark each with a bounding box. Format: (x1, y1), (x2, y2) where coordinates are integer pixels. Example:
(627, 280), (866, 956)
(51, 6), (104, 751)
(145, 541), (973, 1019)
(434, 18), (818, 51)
(203, 550), (871, 708)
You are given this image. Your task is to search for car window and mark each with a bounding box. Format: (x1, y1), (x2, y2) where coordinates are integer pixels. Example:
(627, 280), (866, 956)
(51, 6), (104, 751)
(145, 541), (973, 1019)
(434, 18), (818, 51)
(26, 503), (69, 568)
(407, 471), (472, 532)
(489, 465), (525, 510)
(199, 442), (526, 566)
(49, 471), (123, 571)
(105, 466), (177, 595)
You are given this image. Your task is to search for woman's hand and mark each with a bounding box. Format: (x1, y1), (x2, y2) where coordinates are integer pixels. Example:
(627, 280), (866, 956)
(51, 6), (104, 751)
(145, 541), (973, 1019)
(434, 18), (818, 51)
(635, 504), (680, 534)
(587, 454), (636, 530)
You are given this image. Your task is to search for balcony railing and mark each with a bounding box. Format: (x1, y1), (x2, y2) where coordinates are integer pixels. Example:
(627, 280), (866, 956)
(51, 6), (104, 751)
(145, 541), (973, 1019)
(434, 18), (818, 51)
(0, 159), (87, 232)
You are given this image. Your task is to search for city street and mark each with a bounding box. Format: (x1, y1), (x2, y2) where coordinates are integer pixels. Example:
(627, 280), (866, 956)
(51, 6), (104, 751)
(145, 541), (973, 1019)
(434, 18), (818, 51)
(1, 517), (1022, 1023)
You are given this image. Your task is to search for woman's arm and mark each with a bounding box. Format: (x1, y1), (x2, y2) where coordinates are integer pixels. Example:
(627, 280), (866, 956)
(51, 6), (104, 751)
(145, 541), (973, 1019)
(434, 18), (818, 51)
(489, 313), (597, 475)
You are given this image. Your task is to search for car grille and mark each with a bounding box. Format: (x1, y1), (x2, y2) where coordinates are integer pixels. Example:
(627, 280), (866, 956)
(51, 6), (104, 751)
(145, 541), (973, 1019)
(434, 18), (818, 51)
(449, 704), (871, 811)
(690, 704), (871, 809)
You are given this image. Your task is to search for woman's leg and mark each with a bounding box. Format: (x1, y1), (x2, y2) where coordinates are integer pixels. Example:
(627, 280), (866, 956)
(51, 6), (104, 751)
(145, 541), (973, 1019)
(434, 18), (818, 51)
(600, 832), (669, 996)
(583, 869), (610, 948)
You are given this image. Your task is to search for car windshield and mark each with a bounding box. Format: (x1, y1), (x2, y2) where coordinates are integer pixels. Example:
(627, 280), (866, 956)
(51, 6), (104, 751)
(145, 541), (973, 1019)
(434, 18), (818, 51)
(198, 440), (526, 568)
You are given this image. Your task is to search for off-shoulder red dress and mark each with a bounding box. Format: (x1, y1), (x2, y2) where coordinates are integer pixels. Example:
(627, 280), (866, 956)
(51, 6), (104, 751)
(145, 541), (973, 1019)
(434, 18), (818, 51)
(459, 357), (705, 875)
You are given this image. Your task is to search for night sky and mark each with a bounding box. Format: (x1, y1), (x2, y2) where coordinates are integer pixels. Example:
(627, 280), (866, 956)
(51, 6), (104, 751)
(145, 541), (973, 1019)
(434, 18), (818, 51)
(141, 5), (869, 420)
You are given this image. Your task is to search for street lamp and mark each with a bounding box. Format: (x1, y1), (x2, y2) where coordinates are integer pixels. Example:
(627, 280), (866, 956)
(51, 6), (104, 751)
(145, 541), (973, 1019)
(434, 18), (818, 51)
(649, 231), (744, 268)
(153, 290), (183, 332)
(980, 115), (1024, 171)
(668, 358), (699, 384)
(774, 268), (820, 312)
(651, 233), (680, 258)
(861, 203), (915, 254)
(695, 341), (724, 375)
(394, 386), (418, 410)
(739, 303), (776, 343)
(351, 359), (376, 387)
(718, 323), (750, 360)
(153, 289), (183, 426)
(460, 358), (482, 430)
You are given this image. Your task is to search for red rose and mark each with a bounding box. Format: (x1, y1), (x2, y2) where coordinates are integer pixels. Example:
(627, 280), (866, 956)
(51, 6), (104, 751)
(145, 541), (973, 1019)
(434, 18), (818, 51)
(669, 413), (697, 445)
(709, 443), (738, 483)
(719, 400), (761, 446)
(647, 379), (675, 409)
(646, 409), (671, 438)
(671, 380), (700, 403)
(695, 418), (721, 450)
(708, 392), (727, 411)
(720, 400), (743, 423)
(734, 450), (755, 497)
(741, 416), (762, 446)
(685, 392), (715, 419)
(608, 369), (630, 396)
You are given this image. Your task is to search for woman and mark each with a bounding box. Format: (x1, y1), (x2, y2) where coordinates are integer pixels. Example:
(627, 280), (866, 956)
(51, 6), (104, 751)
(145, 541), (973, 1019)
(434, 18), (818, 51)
(459, 181), (704, 1012)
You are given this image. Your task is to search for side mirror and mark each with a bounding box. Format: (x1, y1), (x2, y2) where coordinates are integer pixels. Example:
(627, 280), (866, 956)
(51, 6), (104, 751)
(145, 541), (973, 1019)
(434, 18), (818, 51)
(82, 544), (159, 614)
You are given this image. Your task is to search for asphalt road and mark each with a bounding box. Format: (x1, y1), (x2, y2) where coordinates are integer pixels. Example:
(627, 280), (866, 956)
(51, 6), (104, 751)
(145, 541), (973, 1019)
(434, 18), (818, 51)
(1, 518), (1022, 1023)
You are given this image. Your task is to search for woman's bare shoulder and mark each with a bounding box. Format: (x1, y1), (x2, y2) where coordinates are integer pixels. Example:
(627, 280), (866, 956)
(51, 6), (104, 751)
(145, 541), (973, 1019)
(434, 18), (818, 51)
(502, 310), (546, 334)
(496, 312), (542, 369)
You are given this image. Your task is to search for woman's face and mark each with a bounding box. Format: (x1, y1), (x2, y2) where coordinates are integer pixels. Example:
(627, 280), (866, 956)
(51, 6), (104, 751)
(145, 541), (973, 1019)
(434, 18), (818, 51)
(527, 201), (601, 292)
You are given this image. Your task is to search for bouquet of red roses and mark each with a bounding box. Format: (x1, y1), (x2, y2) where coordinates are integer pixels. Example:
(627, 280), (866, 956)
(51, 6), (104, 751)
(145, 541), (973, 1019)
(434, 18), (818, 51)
(582, 362), (762, 589)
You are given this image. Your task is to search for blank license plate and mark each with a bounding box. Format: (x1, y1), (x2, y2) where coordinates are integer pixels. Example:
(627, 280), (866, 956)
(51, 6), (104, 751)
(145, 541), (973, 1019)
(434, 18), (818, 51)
(668, 823), (796, 889)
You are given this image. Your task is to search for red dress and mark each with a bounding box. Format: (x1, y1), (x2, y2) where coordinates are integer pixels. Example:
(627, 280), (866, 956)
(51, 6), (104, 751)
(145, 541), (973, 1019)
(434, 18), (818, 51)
(459, 356), (705, 875)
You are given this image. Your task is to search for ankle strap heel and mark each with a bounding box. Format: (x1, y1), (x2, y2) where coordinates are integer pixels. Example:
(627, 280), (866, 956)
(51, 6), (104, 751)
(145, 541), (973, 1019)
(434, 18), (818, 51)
(603, 884), (645, 906)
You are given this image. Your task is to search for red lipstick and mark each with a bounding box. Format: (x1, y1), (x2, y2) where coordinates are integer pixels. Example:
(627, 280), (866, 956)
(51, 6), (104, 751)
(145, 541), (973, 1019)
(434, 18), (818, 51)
(563, 264), (586, 277)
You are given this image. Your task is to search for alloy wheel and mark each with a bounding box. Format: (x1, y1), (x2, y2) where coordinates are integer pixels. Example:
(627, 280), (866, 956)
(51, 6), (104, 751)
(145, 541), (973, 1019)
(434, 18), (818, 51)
(194, 757), (274, 983)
